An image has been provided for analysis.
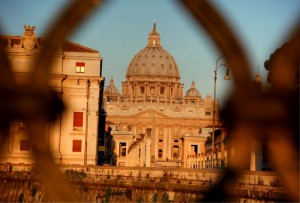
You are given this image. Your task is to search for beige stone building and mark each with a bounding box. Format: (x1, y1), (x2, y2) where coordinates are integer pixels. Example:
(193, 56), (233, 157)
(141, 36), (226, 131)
(0, 25), (103, 165)
(104, 23), (226, 168)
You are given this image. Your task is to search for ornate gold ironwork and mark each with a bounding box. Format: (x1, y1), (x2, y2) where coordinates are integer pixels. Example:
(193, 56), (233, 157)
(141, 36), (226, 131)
(0, 0), (298, 201)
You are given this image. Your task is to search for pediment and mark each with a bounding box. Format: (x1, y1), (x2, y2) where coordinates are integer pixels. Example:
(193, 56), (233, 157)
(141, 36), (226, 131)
(132, 108), (169, 119)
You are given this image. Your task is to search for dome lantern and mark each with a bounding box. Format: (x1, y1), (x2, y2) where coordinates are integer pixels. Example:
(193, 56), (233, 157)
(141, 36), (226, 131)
(147, 21), (160, 47)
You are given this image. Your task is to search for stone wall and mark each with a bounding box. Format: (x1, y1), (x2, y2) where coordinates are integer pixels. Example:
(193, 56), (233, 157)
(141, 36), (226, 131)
(0, 164), (288, 202)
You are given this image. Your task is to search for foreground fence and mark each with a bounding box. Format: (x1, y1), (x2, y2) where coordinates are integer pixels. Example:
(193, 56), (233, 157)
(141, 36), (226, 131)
(0, 0), (299, 202)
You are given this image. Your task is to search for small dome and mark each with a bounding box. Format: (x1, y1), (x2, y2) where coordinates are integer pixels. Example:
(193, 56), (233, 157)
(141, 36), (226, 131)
(126, 22), (180, 82)
(255, 73), (261, 83)
(105, 78), (120, 95)
(185, 81), (201, 97)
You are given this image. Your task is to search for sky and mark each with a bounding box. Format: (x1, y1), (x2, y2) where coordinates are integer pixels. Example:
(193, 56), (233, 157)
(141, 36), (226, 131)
(0, 0), (299, 102)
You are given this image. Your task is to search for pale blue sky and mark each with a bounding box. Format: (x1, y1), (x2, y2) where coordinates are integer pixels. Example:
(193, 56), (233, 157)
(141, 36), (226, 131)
(0, 0), (299, 102)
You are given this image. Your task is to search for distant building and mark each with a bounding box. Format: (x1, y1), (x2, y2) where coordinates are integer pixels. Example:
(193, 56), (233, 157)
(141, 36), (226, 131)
(104, 22), (224, 168)
(0, 25), (104, 165)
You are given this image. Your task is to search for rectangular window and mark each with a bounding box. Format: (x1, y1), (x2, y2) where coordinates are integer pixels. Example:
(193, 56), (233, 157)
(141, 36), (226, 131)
(75, 62), (85, 73)
(72, 140), (82, 152)
(191, 145), (198, 155)
(20, 140), (30, 151)
(205, 111), (211, 116)
(73, 112), (83, 131)
(19, 120), (26, 130)
(159, 139), (163, 142)
(120, 143), (126, 157)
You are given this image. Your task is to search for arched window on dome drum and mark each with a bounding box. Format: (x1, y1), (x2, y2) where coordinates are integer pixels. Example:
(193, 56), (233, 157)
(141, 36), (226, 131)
(150, 87), (155, 95)
(160, 87), (165, 95)
(140, 86), (144, 94)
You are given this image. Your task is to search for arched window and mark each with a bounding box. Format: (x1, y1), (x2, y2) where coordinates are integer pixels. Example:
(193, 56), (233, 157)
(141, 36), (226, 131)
(172, 145), (179, 159)
(160, 87), (165, 94)
(158, 149), (163, 159)
(140, 86), (144, 94)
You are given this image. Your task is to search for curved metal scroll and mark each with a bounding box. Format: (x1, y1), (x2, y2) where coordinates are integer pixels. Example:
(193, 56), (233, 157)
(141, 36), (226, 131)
(0, 0), (105, 201)
(179, 0), (299, 201)
(0, 0), (298, 201)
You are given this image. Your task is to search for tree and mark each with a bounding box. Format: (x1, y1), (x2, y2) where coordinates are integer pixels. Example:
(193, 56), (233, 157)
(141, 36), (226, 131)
(161, 192), (169, 203)
(151, 193), (158, 203)
(264, 41), (299, 87)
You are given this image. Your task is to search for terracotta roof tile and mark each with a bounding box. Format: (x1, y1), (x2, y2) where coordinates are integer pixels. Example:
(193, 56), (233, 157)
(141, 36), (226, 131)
(0, 35), (99, 53)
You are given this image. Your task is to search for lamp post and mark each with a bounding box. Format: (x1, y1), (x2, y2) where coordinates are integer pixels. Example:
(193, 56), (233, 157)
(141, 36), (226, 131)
(212, 56), (230, 169)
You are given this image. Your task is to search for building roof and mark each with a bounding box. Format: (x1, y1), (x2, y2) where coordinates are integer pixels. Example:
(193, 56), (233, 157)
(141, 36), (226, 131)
(0, 35), (99, 53)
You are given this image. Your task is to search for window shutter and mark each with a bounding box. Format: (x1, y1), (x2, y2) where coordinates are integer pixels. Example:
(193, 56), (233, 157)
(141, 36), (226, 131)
(76, 62), (85, 66)
(20, 140), (30, 151)
(72, 140), (82, 152)
(73, 112), (83, 130)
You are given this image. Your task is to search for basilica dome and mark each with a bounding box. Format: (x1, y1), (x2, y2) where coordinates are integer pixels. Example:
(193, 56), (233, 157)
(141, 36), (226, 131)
(185, 81), (201, 97)
(105, 78), (120, 95)
(126, 22), (180, 82)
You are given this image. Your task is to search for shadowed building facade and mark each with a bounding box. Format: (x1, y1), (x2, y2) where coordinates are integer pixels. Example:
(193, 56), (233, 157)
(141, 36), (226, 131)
(0, 25), (103, 165)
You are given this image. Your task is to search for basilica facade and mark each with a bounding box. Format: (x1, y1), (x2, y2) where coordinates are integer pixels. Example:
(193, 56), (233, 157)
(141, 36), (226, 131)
(104, 23), (226, 168)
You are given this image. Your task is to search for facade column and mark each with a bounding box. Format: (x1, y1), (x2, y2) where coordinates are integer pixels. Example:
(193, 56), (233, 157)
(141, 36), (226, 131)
(145, 128), (152, 167)
(179, 84), (183, 98)
(250, 140), (256, 171)
(157, 82), (160, 103)
(163, 126), (167, 159)
(133, 82), (136, 100)
(122, 82), (126, 97)
(129, 83), (133, 103)
(174, 84), (178, 98)
(181, 137), (186, 168)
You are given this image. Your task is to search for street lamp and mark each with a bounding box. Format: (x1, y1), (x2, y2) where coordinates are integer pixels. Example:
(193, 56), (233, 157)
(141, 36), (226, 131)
(212, 56), (230, 169)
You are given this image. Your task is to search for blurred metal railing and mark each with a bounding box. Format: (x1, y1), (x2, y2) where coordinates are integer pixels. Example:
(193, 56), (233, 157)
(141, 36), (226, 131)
(0, 0), (298, 202)
(179, 1), (299, 202)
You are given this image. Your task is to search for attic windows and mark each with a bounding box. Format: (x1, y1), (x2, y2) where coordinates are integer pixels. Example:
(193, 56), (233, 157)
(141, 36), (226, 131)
(205, 111), (211, 116)
(75, 62), (85, 73)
